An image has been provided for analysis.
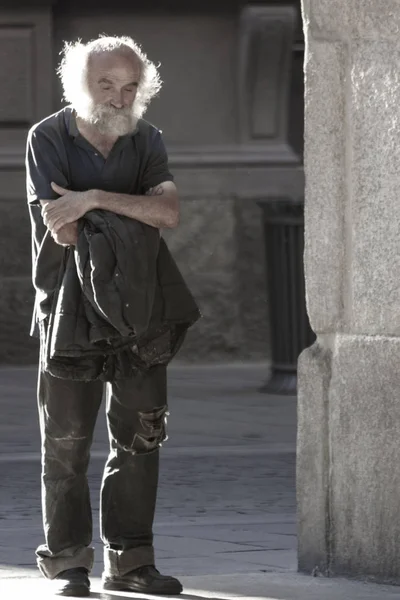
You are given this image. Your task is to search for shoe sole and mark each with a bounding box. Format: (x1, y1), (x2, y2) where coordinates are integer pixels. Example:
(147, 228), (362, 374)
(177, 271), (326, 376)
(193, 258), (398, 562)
(103, 579), (183, 595)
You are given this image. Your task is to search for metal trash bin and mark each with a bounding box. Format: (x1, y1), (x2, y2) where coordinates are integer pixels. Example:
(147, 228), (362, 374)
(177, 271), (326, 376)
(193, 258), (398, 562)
(257, 197), (315, 395)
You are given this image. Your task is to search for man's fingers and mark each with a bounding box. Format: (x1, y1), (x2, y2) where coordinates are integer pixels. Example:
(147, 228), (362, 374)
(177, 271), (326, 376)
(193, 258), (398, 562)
(49, 216), (61, 232)
(43, 199), (66, 217)
(51, 216), (70, 234)
(42, 196), (76, 233)
(44, 211), (59, 231)
(51, 182), (68, 195)
(43, 208), (57, 226)
(49, 221), (60, 234)
(43, 206), (59, 227)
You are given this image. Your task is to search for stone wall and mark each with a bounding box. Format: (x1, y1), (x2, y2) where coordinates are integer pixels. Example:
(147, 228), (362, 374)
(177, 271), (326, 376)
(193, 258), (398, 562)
(298, 0), (400, 584)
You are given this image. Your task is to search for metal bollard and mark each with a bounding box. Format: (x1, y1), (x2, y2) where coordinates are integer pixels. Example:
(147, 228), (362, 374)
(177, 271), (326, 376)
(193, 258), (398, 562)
(257, 197), (315, 395)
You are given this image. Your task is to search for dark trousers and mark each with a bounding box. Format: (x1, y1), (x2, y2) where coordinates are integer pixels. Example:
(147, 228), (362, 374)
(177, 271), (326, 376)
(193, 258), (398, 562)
(36, 365), (168, 579)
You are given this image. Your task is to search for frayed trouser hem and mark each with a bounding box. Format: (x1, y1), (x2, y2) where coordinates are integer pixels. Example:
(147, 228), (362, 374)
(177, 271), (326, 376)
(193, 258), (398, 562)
(103, 545), (155, 577)
(36, 545), (94, 579)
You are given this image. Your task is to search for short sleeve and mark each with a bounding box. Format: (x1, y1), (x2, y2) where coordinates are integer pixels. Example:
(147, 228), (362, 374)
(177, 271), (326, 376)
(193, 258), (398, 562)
(25, 128), (69, 205)
(25, 126), (67, 306)
(140, 130), (174, 193)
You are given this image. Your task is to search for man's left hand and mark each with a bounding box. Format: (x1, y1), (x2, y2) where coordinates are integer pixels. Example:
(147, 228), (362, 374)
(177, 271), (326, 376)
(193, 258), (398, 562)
(41, 183), (96, 234)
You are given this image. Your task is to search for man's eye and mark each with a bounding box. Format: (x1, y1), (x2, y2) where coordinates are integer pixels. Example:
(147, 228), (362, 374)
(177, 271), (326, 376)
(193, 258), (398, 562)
(101, 86), (112, 91)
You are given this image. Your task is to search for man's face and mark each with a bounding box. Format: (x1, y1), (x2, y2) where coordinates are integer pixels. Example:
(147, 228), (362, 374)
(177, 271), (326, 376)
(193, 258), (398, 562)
(85, 50), (142, 136)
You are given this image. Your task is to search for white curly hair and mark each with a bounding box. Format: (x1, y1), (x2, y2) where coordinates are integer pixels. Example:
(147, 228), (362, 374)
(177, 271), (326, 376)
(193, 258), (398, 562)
(57, 34), (162, 120)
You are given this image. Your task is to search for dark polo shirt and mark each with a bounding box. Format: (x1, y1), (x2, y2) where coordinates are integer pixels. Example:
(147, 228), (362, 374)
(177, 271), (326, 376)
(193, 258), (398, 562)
(26, 105), (174, 337)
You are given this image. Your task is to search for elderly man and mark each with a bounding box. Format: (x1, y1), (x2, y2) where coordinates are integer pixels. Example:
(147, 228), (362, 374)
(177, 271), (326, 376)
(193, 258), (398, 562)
(26, 35), (196, 597)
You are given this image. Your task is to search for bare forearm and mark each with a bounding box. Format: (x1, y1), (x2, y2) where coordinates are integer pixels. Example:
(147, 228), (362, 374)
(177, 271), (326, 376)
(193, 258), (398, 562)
(90, 184), (179, 229)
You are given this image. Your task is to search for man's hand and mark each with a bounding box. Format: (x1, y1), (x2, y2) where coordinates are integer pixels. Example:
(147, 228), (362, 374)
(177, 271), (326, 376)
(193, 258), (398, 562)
(52, 222), (79, 247)
(40, 183), (95, 234)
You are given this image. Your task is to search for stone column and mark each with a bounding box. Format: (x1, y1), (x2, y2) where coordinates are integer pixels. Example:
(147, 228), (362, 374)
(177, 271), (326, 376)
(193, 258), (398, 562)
(298, 0), (400, 584)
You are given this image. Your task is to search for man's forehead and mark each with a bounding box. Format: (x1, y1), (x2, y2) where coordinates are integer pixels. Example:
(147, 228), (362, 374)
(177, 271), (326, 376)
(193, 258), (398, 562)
(88, 51), (141, 78)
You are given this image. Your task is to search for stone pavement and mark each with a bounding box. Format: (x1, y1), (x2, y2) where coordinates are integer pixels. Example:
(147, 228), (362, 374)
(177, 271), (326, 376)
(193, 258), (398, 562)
(0, 363), (399, 598)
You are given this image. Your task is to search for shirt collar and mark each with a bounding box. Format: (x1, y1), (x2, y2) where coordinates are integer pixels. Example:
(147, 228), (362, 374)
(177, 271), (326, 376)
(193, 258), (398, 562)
(66, 106), (80, 138)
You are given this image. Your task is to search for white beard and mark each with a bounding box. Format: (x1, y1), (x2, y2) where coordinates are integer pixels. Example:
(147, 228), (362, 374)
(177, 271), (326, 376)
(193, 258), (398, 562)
(75, 101), (138, 137)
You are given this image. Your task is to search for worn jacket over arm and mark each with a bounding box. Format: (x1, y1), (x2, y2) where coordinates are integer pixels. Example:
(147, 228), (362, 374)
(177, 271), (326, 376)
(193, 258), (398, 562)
(43, 210), (200, 381)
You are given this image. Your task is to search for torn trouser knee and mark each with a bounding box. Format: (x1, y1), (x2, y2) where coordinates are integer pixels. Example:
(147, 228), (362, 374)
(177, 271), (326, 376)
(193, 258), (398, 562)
(109, 404), (169, 455)
(134, 404), (169, 452)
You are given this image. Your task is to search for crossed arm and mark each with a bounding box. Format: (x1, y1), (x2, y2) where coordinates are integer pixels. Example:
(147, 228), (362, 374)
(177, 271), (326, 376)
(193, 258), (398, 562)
(40, 181), (180, 247)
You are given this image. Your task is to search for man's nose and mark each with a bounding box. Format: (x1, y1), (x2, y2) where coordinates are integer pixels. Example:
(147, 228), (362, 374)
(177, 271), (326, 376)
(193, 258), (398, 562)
(111, 91), (124, 108)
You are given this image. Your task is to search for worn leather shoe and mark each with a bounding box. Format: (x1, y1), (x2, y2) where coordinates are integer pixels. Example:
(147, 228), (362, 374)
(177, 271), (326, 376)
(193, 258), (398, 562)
(103, 564), (183, 594)
(53, 567), (90, 597)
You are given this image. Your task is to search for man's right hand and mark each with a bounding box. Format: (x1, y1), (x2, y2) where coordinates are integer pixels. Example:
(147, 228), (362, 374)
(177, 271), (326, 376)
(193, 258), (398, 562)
(40, 199), (79, 246)
(52, 221), (79, 246)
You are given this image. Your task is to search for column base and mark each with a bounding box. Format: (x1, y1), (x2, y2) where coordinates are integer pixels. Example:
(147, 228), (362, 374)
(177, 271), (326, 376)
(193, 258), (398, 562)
(297, 335), (400, 584)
